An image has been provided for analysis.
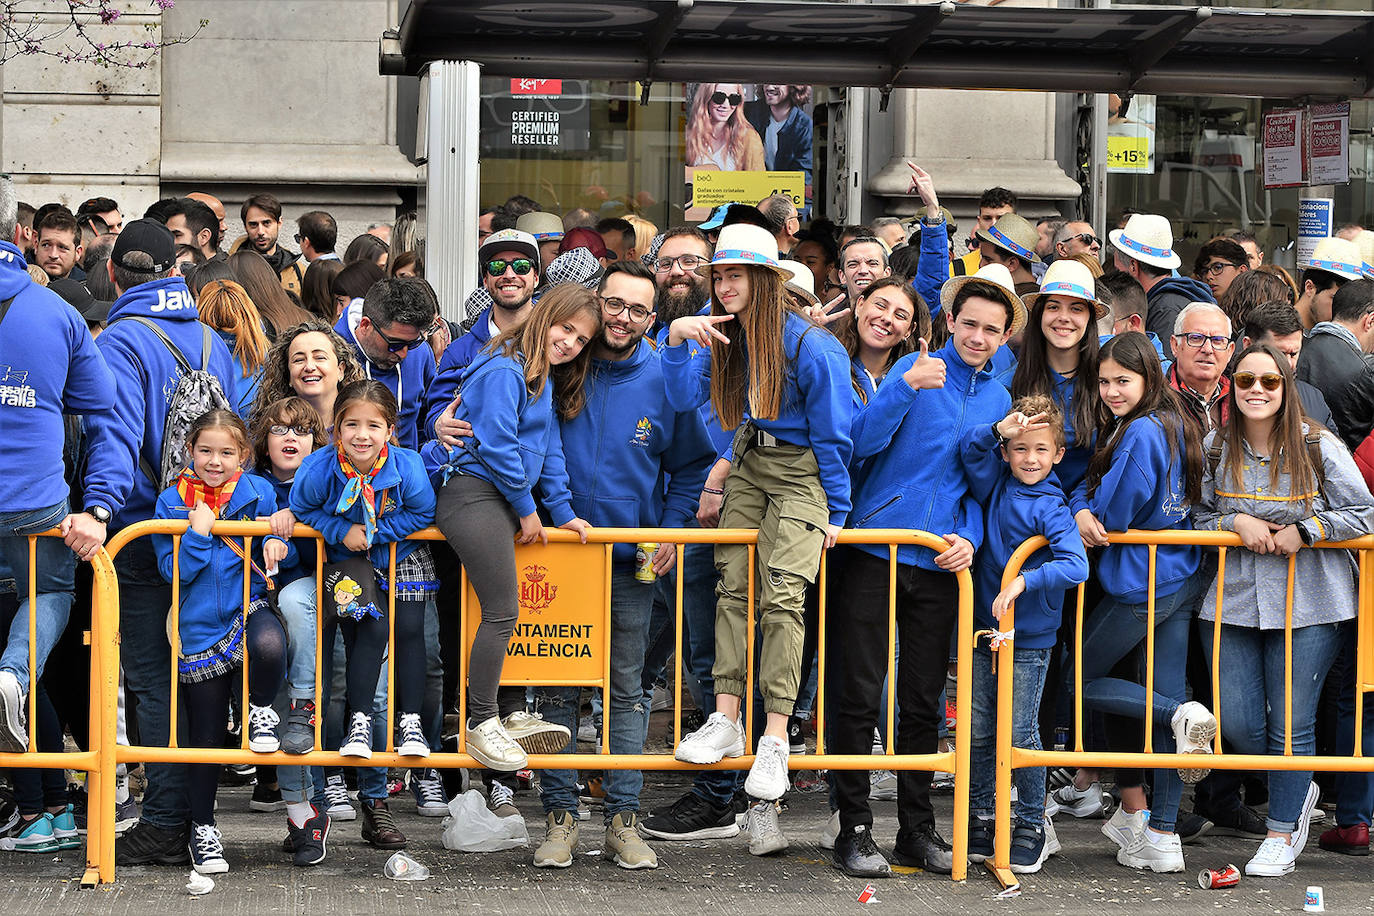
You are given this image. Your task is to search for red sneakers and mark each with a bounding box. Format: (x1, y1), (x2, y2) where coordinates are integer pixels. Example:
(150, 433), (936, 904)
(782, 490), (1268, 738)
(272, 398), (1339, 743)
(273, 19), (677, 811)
(1318, 822), (1370, 856)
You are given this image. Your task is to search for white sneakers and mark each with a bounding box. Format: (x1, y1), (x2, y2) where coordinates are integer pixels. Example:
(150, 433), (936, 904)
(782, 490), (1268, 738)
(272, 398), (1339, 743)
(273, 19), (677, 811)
(1247, 781), (1321, 877)
(1046, 781), (1105, 818)
(1170, 701), (1218, 783)
(868, 770), (897, 801)
(746, 800), (789, 856)
(466, 715), (528, 771)
(1117, 826), (1185, 873)
(744, 736), (791, 801)
(1101, 805), (1148, 851)
(674, 712), (745, 764)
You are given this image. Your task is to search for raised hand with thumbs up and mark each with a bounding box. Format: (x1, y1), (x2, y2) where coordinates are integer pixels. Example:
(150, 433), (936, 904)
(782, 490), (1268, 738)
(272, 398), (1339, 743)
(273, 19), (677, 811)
(902, 337), (946, 390)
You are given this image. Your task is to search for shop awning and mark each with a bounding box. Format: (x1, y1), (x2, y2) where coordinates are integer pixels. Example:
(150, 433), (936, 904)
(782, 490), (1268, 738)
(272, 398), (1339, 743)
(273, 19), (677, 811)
(381, 1), (1374, 99)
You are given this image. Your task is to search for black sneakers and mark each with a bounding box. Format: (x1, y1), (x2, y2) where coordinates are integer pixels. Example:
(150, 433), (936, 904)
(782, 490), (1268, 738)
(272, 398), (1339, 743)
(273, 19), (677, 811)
(639, 791), (741, 841)
(287, 806), (330, 866)
(833, 824), (891, 877)
(892, 824), (954, 874)
(116, 820), (191, 866)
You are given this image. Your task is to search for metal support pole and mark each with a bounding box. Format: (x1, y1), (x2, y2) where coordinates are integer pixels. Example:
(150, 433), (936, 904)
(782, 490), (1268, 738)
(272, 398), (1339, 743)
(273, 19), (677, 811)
(425, 59), (482, 323)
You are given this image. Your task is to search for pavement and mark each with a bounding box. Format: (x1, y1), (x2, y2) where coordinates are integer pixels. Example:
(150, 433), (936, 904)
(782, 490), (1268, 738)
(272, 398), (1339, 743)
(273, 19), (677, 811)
(7, 725), (1374, 914)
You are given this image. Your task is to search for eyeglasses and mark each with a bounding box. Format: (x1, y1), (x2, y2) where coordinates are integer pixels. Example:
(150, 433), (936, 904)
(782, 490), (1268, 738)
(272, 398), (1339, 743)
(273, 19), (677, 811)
(1233, 371), (1283, 392)
(600, 296), (652, 323)
(710, 91), (742, 106)
(1203, 261), (1242, 277)
(484, 258), (534, 277)
(1070, 233), (1101, 248)
(654, 253), (705, 272)
(293, 233), (303, 244)
(1176, 332), (1233, 350)
(269, 424), (315, 437)
(377, 328), (427, 352)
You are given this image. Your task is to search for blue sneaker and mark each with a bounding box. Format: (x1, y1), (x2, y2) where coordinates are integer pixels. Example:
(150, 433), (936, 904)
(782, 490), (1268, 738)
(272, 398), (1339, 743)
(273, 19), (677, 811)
(0, 813), (58, 852)
(51, 804), (81, 850)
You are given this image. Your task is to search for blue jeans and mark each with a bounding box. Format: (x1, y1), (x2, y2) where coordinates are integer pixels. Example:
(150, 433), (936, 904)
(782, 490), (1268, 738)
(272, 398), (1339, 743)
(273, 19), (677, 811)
(537, 571), (654, 819)
(971, 644), (1051, 827)
(0, 501), (76, 693)
(114, 536), (189, 830)
(1201, 620), (1343, 833)
(1080, 577), (1201, 834)
(1327, 624), (1374, 828)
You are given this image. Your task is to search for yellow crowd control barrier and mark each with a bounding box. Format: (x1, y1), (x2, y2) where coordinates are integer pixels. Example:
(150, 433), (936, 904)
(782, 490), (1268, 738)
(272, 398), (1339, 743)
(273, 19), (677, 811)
(84, 521), (974, 883)
(987, 529), (1374, 892)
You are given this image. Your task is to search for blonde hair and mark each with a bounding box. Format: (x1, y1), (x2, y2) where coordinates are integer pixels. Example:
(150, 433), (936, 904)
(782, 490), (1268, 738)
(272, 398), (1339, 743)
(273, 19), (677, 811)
(686, 83), (752, 169)
(625, 215), (658, 258)
(25, 265), (48, 286)
(197, 279), (269, 374)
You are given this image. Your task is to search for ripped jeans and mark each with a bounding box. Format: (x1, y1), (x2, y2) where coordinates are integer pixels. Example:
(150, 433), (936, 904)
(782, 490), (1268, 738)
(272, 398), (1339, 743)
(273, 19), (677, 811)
(535, 571), (655, 820)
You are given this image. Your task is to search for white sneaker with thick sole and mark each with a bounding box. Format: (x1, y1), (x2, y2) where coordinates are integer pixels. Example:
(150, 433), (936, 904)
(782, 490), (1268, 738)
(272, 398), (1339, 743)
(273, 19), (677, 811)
(1044, 815), (1062, 856)
(868, 770), (897, 801)
(674, 712), (745, 765)
(1048, 781), (1105, 818)
(819, 810), (840, 850)
(1101, 806), (1148, 851)
(746, 800), (789, 856)
(1116, 828), (1184, 873)
(1170, 701), (1217, 783)
(503, 710), (571, 755)
(466, 716), (528, 772)
(1245, 835), (1299, 876)
(0, 671), (27, 753)
(744, 735), (790, 801)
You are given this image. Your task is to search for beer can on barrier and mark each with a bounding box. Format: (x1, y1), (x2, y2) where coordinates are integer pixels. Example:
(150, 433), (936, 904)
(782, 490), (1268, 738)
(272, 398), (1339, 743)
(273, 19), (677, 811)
(1198, 865), (1240, 889)
(635, 543), (658, 582)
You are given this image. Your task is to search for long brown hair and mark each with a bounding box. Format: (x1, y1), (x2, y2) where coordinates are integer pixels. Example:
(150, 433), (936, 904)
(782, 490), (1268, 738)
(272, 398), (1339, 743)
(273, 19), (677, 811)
(1011, 293), (1099, 448)
(333, 379), (398, 433)
(197, 279), (269, 374)
(686, 83), (752, 169)
(250, 397), (327, 474)
(1086, 331), (1202, 504)
(709, 265), (794, 429)
(836, 277), (929, 404)
(488, 284), (602, 420)
(228, 249), (313, 338)
(252, 321), (365, 422)
(187, 409), (252, 469)
(1221, 343), (1323, 508)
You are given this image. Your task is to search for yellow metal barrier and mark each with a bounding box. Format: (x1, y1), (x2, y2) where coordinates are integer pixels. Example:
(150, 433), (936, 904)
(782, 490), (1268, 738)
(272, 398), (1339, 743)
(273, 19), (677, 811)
(91, 521), (975, 882)
(988, 529), (1374, 892)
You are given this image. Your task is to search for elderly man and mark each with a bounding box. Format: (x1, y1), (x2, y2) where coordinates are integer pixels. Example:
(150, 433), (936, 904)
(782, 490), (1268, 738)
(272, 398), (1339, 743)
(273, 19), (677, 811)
(1054, 221), (1101, 262)
(1167, 302), (1233, 433)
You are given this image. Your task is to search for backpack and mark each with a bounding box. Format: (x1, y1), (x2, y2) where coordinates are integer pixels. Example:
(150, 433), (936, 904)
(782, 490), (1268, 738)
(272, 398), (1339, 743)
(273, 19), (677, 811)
(1205, 431), (1326, 497)
(115, 316), (232, 491)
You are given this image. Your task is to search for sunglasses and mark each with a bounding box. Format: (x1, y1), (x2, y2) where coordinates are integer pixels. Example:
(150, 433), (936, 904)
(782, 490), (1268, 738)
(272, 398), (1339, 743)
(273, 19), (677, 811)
(1233, 371), (1283, 392)
(378, 328), (427, 353)
(1071, 233), (1101, 247)
(709, 91), (743, 107)
(269, 424), (315, 437)
(485, 258), (534, 277)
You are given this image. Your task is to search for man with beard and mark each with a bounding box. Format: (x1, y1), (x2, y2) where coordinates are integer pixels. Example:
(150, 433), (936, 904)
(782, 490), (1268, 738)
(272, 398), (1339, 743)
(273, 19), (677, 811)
(650, 227), (711, 326)
(240, 192), (305, 298)
(529, 260), (714, 869)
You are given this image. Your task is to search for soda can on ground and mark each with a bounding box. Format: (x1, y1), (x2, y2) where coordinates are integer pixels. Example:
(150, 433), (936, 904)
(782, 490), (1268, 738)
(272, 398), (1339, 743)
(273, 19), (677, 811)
(635, 543), (658, 582)
(1198, 864), (1240, 889)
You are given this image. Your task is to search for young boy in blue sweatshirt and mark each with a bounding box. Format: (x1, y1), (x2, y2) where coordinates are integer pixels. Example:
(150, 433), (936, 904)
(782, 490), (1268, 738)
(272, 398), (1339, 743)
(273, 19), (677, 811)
(961, 395), (1089, 875)
(830, 266), (1019, 879)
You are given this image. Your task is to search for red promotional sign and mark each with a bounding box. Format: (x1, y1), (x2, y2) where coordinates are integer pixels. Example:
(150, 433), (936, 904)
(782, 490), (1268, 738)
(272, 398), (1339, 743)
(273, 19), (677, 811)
(510, 78), (562, 96)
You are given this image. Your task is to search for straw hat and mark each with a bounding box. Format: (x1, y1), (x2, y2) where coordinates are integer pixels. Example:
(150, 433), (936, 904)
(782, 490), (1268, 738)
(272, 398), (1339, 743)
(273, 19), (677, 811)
(515, 211), (565, 242)
(939, 263), (1027, 336)
(975, 213), (1042, 264)
(696, 224), (793, 279)
(1355, 230), (1374, 278)
(1307, 236), (1365, 281)
(1022, 258), (1108, 320)
(1108, 214), (1180, 269)
(777, 258), (821, 307)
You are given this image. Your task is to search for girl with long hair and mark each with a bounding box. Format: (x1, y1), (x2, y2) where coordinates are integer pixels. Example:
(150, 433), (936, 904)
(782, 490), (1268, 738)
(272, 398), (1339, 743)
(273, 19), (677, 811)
(835, 276), (929, 404)
(228, 249), (313, 339)
(686, 83), (765, 172)
(197, 278), (271, 416)
(1195, 343), (1374, 878)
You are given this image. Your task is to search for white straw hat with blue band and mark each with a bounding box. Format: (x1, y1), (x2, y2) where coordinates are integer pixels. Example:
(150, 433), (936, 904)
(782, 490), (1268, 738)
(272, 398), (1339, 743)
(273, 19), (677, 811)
(1108, 213), (1181, 270)
(1021, 258), (1108, 320)
(1306, 236), (1365, 281)
(695, 224), (794, 280)
(974, 213), (1042, 264)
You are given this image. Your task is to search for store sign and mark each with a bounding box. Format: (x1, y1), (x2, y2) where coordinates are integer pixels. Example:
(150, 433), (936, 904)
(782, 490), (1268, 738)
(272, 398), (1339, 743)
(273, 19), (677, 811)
(1297, 198), (1334, 269)
(690, 169), (804, 210)
(1106, 94), (1155, 175)
(463, 542), (606, 684)
(1309, 103), (1350, 186)
(1263, 108), (1305, 189)
(481, 78), (591, 152)
(1263, 103), (1353, 189)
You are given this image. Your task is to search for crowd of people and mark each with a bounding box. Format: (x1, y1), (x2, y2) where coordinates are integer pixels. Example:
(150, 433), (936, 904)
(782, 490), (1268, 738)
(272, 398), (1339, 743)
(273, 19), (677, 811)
(3, 169), (1374, 885)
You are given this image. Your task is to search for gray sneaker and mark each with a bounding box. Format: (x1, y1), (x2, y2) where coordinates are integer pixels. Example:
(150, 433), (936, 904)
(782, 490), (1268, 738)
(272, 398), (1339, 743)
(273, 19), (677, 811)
(281, 700), (316, 755)
(746, 800), (789, 856)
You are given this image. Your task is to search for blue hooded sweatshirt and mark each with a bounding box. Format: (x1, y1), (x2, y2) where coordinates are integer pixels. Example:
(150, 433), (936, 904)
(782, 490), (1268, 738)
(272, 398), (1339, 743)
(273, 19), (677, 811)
(849, 339), (1011, 568)
(82, 276), (238, 528)
(289, 444), (435, 569)
(215, 328), (263, 418)
(992, 361), (1094, 497)
(422, 349), (576, 526)
(559, 339), (715, 563)
(333, 313), (436, 450)
(961, 423), (1089, 648)
(0, 241), (114, 513)
(1145, 276), (1214, 360)
(153, 472), (290, 655)
(423, 307), (497, 440)
(661, 310), (854, 526)
(264, 472), (317, 586)
(1070, 412), (1199, 603)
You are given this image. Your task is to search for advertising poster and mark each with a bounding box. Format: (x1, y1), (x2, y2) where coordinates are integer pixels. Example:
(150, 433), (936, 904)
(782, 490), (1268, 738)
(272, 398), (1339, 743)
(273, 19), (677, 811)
(1297, 197), (1334, 268)
(1263, 108), (1305, 189)
(1308, 102), (1351, 186)
(481, 78), (591, 154)
(1106, 93), (1155, 174)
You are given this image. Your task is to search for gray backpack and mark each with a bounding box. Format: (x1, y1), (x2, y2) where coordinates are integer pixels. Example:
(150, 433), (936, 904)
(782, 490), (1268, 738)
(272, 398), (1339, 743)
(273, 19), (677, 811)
(116, 316), (232, 490)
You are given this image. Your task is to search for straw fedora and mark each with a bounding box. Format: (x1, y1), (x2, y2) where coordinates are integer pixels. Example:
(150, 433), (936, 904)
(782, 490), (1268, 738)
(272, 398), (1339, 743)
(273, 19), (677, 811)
(975, 213), (1042, 264)
(778, 258), (821, 307)
(1108, 214), (1181, 270)
(696, 224), (793, 280)
(1307, 236), (1365, 281)
(1022, 258), (1108, 320)
(940, 263), (1027, 336)
(1355, 230), (1374, 278)
(515, 211), (564, 242)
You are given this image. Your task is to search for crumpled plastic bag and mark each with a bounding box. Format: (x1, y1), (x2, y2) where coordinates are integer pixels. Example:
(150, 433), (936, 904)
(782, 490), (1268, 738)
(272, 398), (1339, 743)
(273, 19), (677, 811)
(441, 789), (529, 852)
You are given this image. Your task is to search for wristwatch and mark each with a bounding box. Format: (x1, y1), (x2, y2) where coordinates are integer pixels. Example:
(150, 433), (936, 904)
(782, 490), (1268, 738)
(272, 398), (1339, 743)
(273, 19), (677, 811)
(85, 506), (111, 525)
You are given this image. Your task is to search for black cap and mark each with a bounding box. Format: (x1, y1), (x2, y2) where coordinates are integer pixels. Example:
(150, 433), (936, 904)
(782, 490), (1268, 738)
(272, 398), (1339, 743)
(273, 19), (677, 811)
(110, 218), (176, 274)
(48, 277), (111, 323)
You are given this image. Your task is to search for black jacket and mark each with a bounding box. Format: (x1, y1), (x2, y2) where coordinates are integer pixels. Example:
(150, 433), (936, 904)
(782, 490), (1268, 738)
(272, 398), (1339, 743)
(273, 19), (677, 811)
(1297, 323), (1374, 451)
(1145, 276), (1215, 360)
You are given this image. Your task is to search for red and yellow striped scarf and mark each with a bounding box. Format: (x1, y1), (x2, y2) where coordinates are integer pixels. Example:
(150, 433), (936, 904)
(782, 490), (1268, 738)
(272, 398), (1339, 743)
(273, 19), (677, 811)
(174, 468), (242, 517)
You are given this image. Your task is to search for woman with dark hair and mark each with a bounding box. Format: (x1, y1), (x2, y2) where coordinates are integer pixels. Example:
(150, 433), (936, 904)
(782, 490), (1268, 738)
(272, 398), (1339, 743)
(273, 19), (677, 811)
(833, 276), (928, 405)
(388, 250), (423, 280)
(330, 260), (386, 326)
(1195, 343), (1374, 878)
(187, 258), (236, 300)
(1218, 268), (1296, 334)
(252, 320), (365, 428)
(228, 249), (313, 341)
(301, 258), (344, 323)
(344, 233), (389, 269)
